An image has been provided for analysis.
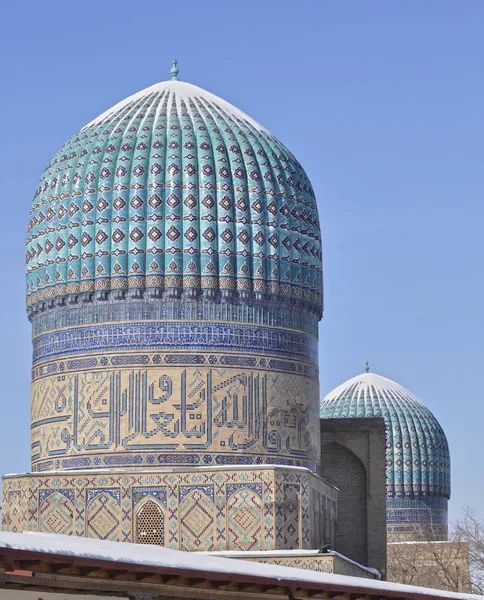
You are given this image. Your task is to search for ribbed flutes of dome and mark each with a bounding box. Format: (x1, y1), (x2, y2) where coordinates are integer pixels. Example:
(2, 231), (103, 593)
(320, 372), (451, 499)
(26, 80), (323, 319)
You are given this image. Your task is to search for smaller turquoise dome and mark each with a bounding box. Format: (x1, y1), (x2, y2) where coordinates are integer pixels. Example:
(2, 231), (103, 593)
(320, 372), (450, 500)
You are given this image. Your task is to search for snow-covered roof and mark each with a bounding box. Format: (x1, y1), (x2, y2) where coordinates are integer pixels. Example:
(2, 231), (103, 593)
(199, 548), (381, 578)
(0, 532), (480, 600)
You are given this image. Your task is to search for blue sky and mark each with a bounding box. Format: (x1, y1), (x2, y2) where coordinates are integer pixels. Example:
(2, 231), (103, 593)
(0, 0), (482, 522)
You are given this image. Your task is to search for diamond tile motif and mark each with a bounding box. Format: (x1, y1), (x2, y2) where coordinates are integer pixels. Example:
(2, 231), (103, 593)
(167, 226), (180, 242)
(113, 196), (127, 211)
(112, 228), (125, 243)
(130, 227), (144, 243)
(130, 195), (144, 210)
(148, 194), (162, 209)
(167, 193), (180, 209)
(184, 227), (197, 243)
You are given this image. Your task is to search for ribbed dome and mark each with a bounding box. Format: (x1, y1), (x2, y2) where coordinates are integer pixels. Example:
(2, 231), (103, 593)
(320, 372), (450, 499)
(26, 78), (322, 318)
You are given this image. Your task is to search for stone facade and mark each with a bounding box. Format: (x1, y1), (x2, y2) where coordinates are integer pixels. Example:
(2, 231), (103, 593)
(2, 466), (337, 552)
(319, 417), (387, 577)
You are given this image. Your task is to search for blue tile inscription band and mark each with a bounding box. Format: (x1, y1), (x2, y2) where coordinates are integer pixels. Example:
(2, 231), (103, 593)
(32, 321), (319, 365)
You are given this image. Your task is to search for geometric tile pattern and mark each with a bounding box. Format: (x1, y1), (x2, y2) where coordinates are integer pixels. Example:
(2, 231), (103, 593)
(32, 350), (318, 382)
(387, 496), (448, 540)
(282, 483), (300, 549)
(2, 466), (337, 552)
(227, 484), (264, 551)
(86, 490), (121, 541)
(3, 490), (23, 533)
(26, 80), (323, 319)
(39, 490), (74, 536)
(245, 555), (335, 573)
(179, 487), (215, 551)
(31, 298), (319, 338)
(241, 555), (377, 578)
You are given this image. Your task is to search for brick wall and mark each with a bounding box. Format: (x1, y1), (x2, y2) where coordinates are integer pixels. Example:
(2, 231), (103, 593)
(320, 442), (368, 564)
(319, 418), (387, 578)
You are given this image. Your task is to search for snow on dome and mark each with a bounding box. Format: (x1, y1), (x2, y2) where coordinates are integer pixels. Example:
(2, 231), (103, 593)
(324, 372), (428, 409)
(84, 79), (269, 133)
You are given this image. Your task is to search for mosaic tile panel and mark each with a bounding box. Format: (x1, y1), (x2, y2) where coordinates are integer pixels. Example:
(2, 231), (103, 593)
(32, 321), (318, 365)
(244, 554), (333, 573)
(39, 490), (74, 535)
(30, 356), (320, 471)
(86, 489), (122, 541)
(179, 487), (216, 551)
(226, 484), (264, 551)
(31, 300), (319, 338)
(387, 496), (448, 541)
(2, 466), (337, 552)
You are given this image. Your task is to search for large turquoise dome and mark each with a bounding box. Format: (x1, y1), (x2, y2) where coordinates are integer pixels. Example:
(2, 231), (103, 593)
(26, 76), (322, 319)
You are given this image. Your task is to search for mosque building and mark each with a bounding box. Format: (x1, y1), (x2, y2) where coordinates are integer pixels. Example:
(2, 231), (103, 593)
(0, 60), (450, 581)
(2, 60), (335, 556)
(320, 369), (451, 541)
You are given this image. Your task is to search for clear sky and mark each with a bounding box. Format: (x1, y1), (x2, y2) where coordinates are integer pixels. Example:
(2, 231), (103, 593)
(0, 0), (482, 522)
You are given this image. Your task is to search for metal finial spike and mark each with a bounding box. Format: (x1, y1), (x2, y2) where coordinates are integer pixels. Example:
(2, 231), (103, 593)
(171, 57), (179, 81)
(365, 361), (369, 373)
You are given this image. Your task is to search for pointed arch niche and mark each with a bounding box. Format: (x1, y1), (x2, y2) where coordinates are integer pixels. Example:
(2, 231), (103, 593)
(320, 442), (368, 565)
